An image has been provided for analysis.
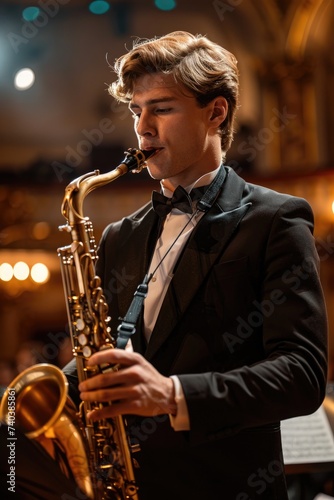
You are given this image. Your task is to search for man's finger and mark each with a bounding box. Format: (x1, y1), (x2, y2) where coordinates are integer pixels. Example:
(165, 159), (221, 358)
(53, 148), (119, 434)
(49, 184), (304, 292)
(87, 348), (142, 367)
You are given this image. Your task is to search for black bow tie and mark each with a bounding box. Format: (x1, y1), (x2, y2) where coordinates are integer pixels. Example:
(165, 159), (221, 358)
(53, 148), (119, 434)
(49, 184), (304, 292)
(152, 186), (194, 218)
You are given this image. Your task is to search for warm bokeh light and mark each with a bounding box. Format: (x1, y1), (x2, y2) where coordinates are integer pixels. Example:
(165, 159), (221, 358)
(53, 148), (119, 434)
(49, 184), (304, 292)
(32, 222), (51, 240)
(13, 261), (30, 281)
(332, 200), (334, 215)
(31, 263), (50, 284)
(14, 68), (35, 91)
(0, 263), (14, 282)
(0, 259), (50, 288)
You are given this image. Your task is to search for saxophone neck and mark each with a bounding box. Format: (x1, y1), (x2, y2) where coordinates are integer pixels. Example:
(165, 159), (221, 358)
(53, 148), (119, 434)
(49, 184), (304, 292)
(60, 148), (153, 225)
(61, 168), (121, 224)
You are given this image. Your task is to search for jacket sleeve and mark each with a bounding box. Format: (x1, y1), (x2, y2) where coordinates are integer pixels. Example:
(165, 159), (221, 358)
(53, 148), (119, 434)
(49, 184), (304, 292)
(178, 197), (328, 443)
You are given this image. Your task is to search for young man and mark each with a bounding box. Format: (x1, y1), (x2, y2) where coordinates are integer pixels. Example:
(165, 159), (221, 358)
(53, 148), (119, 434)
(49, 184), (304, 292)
(0, 31), (327, 500)
(75, 31), (328, 499)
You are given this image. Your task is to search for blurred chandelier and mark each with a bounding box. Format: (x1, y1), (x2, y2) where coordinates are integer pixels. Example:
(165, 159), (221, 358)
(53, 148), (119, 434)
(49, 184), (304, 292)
(0, 259), (50, 296)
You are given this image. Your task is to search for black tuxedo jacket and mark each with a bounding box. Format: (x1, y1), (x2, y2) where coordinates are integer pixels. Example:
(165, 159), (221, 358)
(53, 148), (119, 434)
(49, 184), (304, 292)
(67, 166), (327, 500)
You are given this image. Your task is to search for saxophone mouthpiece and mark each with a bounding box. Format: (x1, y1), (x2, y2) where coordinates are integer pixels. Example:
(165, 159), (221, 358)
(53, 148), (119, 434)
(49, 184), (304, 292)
(123, 148), (155, 174)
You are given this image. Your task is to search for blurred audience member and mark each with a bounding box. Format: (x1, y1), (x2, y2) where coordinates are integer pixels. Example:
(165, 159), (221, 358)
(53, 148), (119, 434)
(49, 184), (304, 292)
(0, 360), (16, 397)
(15, 340), (45, 373)
(57, 336), (73, 368)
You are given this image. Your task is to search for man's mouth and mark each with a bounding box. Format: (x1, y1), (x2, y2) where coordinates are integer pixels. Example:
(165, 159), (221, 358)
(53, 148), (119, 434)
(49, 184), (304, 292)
(143, 148), (162, 159)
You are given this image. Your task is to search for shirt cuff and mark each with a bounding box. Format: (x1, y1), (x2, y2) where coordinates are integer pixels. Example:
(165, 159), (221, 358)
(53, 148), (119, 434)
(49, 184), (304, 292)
(169, 375), (190, 431)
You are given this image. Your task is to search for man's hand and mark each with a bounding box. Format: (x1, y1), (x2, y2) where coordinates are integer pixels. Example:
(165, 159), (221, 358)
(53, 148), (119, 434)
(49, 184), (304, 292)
(78, 349), (177, 421)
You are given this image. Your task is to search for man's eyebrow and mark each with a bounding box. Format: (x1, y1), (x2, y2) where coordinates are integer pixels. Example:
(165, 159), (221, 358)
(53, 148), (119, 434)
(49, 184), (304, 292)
(129, 97), (177, 110)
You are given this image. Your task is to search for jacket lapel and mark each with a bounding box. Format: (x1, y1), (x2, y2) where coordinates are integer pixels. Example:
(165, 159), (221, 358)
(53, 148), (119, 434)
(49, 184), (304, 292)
(115, 204), (160, 335)
(145, 167), (252, 360)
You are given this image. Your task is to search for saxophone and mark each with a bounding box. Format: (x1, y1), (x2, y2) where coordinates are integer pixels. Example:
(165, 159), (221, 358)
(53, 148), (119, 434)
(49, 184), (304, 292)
(0, 148), (153, 500)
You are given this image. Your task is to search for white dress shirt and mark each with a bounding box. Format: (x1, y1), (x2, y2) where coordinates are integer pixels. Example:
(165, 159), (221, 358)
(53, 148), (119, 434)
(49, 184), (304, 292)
(143, 167), (220, 431)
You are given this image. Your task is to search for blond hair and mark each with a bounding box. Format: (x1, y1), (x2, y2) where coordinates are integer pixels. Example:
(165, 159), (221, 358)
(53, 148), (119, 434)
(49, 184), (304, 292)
(108, 31), (239, 152)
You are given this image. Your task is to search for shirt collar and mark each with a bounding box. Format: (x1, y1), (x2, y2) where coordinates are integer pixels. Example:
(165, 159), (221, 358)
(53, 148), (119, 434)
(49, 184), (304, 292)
(161, 166), (221, 198)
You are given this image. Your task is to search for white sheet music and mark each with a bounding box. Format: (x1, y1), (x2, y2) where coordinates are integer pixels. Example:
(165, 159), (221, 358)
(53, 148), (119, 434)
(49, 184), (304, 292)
(281, 406), (334, 464)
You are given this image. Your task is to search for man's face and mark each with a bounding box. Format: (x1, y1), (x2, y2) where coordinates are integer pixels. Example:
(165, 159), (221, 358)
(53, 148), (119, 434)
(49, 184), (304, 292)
(129, 73), (222, 190)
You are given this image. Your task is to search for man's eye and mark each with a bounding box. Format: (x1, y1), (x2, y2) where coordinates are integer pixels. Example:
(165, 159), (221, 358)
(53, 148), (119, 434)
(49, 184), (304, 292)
(156, 108), (171, 114)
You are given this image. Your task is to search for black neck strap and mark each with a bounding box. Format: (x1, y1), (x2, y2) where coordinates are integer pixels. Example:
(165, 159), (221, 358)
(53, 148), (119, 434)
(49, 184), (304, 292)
(196, 164), (226, 212)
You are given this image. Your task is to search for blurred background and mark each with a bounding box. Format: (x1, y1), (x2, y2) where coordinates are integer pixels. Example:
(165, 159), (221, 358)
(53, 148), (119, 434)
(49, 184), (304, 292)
(0, 0), (334, 497)
(1, 0), (334, 375)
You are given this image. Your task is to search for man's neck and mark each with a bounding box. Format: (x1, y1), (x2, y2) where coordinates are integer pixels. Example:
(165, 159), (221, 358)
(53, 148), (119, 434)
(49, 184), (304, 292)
(161, 165), (221, 196)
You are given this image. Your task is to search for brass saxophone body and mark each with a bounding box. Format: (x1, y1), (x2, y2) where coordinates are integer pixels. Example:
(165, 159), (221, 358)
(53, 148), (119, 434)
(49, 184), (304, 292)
(0, 148), (152, 500)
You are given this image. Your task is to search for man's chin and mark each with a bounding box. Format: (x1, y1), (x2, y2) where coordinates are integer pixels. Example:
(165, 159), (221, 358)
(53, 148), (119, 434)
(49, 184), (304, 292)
(146, 165), (164, 181)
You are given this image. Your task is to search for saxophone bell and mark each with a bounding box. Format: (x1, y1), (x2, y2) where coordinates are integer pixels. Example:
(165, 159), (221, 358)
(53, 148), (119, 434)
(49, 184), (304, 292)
(0, 363), (94, 499)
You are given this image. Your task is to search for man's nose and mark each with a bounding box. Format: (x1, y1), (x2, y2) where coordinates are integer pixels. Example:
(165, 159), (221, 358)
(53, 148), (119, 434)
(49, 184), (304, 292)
(136, 110), (156, 137)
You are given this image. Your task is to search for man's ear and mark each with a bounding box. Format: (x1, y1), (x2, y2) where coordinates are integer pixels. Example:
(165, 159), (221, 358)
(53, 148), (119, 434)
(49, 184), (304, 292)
(209, 97), (228, 127)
